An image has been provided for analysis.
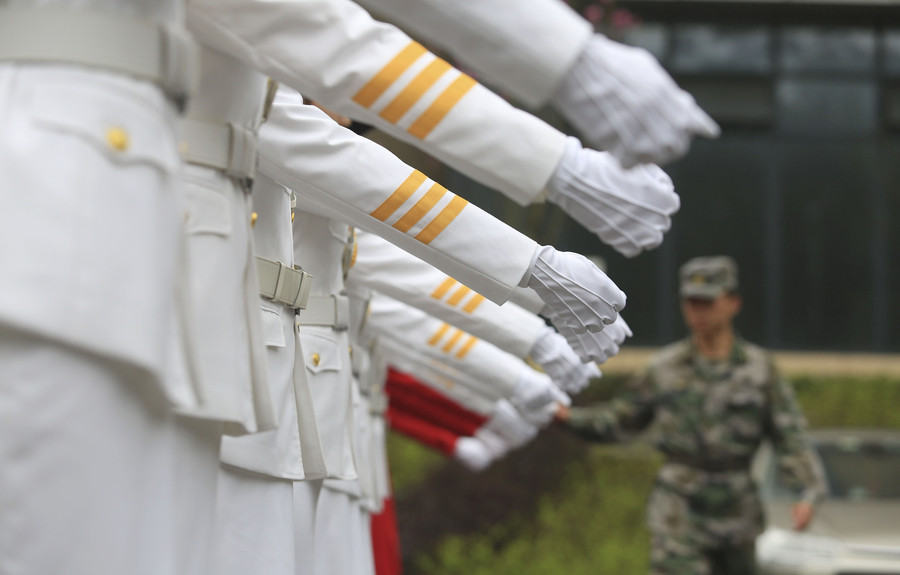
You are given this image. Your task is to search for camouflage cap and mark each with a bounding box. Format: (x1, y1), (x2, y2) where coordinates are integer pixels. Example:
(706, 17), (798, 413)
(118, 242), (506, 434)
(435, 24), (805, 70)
(679, 256), (738, 299)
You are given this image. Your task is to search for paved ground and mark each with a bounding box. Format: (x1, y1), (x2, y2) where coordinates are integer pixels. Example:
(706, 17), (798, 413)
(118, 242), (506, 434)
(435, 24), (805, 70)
(602, 348), (900, 377)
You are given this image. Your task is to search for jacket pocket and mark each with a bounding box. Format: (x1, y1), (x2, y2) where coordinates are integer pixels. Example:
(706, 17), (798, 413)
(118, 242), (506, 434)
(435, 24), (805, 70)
(182, 173), (232, 237)
(301, 329), (343, 375)
(260, 304), (286, 348)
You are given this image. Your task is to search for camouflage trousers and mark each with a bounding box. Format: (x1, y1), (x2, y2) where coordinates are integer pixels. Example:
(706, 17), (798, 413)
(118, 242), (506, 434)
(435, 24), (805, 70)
(647, 480), (762, 575)
(649, 535), (755, 575)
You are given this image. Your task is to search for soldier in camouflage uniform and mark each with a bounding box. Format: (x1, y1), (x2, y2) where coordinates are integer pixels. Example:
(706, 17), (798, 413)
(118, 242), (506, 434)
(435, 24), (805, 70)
(557, 256), (825, 575)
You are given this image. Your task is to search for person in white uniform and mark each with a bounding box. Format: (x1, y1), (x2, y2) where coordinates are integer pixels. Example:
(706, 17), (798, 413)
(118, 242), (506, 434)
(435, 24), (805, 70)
(0, 3), (198, 574)
(210, 171), (327, 575)
(172, 44), (284, 575)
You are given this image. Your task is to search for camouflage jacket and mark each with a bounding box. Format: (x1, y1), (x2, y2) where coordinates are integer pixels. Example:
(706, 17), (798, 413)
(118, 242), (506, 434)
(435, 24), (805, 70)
(566, 338), (825, 539)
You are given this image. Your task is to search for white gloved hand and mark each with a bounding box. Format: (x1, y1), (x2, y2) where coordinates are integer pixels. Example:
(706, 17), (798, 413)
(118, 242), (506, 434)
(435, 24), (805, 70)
(570, 315), (633, 365)
(553, 35), (720, 168)
(530, 328), (601, 394)
(509, 367), (571, 427)
(525, 245), (626, 362)
(547, 137), (679, 257)
(474, 428), (510, 459)
(483, 400), (538, 449)
(453, 437), (494, 472)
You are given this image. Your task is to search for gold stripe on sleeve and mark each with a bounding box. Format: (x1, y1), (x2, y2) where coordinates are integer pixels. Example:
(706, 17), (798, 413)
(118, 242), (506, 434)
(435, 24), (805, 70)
(427, 323), (451, 347)
(392, 183), (447, 233)
(441, 329), (464, 353)
(462, 294), (485, 314)
(455, 336), (478, 359)
(407, 74), (477, 139)
(414, 196), (468, 244)
(430, 277), (457, 300)
(379, 59), (451, 123)
(370, 170), (427, 222)
(446, 285), (471, 306)
(353, 42), (427, 108)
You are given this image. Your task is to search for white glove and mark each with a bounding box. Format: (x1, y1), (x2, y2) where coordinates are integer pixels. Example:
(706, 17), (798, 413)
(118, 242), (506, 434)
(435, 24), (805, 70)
(547, 137), (679, 257)
(525, 245), (626, 362)
(474, 428), (510, 459)
(553, 35), (720, 168)
(569, 315), (633, 365)
(483, 400), (538, 449)
(530, 328), (601, 394)
(509, 367), (570, 427)
(453, 437), (494, 472)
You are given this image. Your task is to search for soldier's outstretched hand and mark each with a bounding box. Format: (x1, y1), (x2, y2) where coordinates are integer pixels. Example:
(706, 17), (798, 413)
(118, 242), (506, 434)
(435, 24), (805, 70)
(553, 35), (720, 168)
(570, 315), (633, 365)
(547, 137), (679, 257)
(530, 328), (602, 394)
(525, 246), (626, 363)
(509, 368), (571, 427)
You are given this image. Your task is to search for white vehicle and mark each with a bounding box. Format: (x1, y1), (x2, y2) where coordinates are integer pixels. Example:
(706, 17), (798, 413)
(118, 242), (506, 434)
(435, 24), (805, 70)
(754, 429), (900, 575)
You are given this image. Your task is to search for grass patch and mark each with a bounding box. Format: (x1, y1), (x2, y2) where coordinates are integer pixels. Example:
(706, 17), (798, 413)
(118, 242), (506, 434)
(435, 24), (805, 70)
(387, 431), (446, 493)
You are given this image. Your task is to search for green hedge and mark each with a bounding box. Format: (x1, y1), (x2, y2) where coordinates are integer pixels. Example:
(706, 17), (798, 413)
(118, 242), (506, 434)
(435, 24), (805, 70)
(394, 375), (900, 575)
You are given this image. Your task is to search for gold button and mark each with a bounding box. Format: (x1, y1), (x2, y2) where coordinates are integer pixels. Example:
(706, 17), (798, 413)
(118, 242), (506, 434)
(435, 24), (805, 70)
(106, 127), (130, 152)
(312, 352), (321, 367)
(251, 212), (259, 227)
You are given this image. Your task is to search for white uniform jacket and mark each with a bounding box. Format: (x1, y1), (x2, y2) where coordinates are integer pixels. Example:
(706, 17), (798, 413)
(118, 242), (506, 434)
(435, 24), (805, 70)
(256, 86), (537, 304)
(356, 0), (593, 108)
(218, 173), (325, 479)
(173, 43), (275, 434)
(508, 286), (547, 315)
(347, 286), (391, 510)
(365, 294), (536, 401)
(293, 210), (358, 481)
(0, 3), (190, 400)
(186, 0), (567, 205)
(346, 230), (545, 359)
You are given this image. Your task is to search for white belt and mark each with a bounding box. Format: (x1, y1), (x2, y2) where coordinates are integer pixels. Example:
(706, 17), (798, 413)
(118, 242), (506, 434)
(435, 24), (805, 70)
(180, 119), (258, 182)
(256, 257), (311, 310)
(298, 295), (350, 331)
(0, 8), (195, 111)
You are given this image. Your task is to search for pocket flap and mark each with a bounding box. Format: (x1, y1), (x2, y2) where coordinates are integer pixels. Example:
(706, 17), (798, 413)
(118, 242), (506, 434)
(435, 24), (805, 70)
(31, 80), (179, 173)
(260, 305), (286, 348)
(301, 330), (343, 374)
(183, 176), (232, 236)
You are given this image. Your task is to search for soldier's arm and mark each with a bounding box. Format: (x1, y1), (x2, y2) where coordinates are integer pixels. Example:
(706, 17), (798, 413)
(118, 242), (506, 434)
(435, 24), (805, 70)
(258, 86), (538, 304)
(765, 369), (827, 504)
(379, 337), (500, 417)
(187, 0), (566, 206)
(346, 230), (546, 360)
(562, 371), (656, 443)
(186, 0), (680, 261)
(355, 0), (592, 108)
(355, 0), (718, 167)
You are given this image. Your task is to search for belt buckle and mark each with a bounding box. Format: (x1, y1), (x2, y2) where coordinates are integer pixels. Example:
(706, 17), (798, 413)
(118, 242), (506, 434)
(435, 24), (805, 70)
(332, 294), (350, 332)
(291, 266), (312, 310)
(225, 123), (258, 188)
